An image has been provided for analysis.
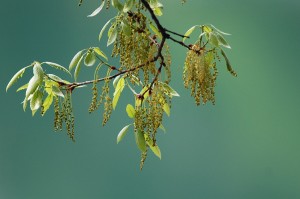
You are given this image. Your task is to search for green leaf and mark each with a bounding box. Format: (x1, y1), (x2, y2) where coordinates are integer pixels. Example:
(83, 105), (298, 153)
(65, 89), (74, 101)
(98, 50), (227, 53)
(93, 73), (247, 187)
(93, 47), (108, 61)
(209, 32), (219, 47)
(126, 104), (135, 118)
(216, 32), (231, 49)
(42, 93), (53, 116)
(24, 62), (44, 106)
(112, 77), (125, 109)
(84, 51), (96, 67)
(183, 25), (197, 42)
(220, 49), (237, 77)
(112, 0), (124, 11)
(113, 75), (120, 88)
(135, 130), (146, 152)
(107, 25), (118, 46)
(16, 83), (28, 92)
(99, 18), (113, 41)
(149, 23), (162, 39)
(144, 134), (161, 159)
(159, 124), (166, 133)
(159, 82), (180, 97)
(203, 25), (213, 33)
(47, 74), (69, 84)
(150, 0), (163, 9)
(153, 7), (163, 16)
(123, 0), (134, 12)
(74, 54), (84, 81)
(121, 21), (131, 36)
(210, 24), (231, 35)
(87, 0), (105, 17)
(6, 64), (32, 92)
(33, 62), (44, 78)
(69, 50), (84, 71)
(52, 86), (64, 98)
(149, 144), (161, 159)
(117, 124), (131, 144)
(25, 76), (41, 100)
(30, 90), (43, 116)
(42, 62), (71, 76)
(163, 103), (170, 117)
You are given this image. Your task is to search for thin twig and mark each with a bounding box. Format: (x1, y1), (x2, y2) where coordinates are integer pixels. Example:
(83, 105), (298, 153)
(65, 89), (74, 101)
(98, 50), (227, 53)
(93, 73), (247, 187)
(164, 28), (188, 38)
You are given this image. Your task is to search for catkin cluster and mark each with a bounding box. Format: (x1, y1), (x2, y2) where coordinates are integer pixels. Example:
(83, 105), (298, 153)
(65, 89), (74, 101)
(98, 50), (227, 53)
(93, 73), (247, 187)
(88, 68), (113, 126)
(54, 92), (75, 141)
(183, 44), (218, 105)
(112, 13), (156, 85)
(136, 84), (169, 144)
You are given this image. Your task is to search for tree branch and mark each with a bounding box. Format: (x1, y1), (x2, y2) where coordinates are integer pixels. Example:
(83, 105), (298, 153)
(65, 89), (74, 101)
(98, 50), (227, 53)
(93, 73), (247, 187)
(62, 0), (197, 91)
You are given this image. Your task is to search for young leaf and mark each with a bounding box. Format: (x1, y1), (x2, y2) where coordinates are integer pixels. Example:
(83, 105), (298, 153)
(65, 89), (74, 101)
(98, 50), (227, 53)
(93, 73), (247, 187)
(84, 51), (96, 67)
(220, 49), (237, 77)
(216, 32), (231, 49)
(42, 62), (71, 76)
(112, 77), (125, 109)
(123, 0), (134, 13)
(6, 64), (32, 92)
(30, 90), (43, 116)
(93, 47), (108, 61)
(144, 134), (161, 159)
(113, 75), (121, 88)
(183, 25), (197, 42)
(134, 130), (146, 152)
(16, 83), (28, 92)
(163, 103), (170, 117)
(117, 124), (132, 144)
(149, 144), (161, 159)
(149, 0), (163, 9)
(153, 7), (163, 16)
(149, 23), (162, 39)
(159, 124), (166, 133)
(99, 18), (113, 41)
(203, 25), (213, 33)
(47, 74), (69, 84)
(42, 93), (53, 116)
(107, 25), (118, 46)
(87, 0), (105, 17)
(52, 86), (64, 98)
(159, 81), (180, 97)
(74, 54), (84, 81)
(126, 104), (135, 118)
(121, 21), (131, 36)
(33, 62), (44, 79)
(69, 50), (85, 71)
(112, 0), (124, 11)
(25, 76), (41, 100)
(209, 32), (219, 47)
(210, 24), (231, 35)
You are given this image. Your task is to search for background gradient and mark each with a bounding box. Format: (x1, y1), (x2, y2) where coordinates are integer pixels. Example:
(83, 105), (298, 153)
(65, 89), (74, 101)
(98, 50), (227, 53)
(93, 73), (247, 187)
(1, 0), (300, 199)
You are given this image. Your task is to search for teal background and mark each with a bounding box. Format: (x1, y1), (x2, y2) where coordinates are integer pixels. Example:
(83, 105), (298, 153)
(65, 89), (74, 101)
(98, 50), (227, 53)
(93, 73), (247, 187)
(1, 0), (300, 199)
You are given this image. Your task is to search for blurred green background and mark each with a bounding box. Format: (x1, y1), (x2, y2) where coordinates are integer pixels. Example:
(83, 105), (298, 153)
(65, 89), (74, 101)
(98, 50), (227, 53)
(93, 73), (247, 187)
(1, 0), (300, 199)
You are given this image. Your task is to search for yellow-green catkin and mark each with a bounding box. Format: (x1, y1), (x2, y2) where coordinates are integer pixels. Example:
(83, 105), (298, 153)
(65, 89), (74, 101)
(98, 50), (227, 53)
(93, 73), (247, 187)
(183, 44), (218, 105)
(102, 95), (112, 126)
(54, 96), (62, 131)
(62, 92), (75, 141)
(140, 150), (148, 171)
(134, 84), (169, 169)
(53, 91), (75, 141)
(112, 13), (154, 85)
(89, 64), (103, 113)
